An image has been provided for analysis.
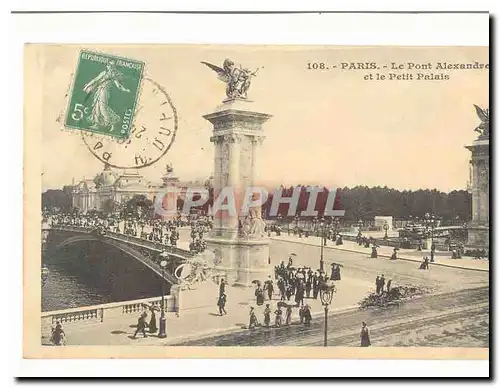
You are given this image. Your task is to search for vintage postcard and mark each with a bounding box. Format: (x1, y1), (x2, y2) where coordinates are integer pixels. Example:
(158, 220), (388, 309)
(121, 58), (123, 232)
(24, 44), (489, 360)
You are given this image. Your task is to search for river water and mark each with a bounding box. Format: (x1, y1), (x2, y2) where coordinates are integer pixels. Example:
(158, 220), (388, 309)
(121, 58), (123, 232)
(42, 265), (113, 311)
(42, 241), (165, 312)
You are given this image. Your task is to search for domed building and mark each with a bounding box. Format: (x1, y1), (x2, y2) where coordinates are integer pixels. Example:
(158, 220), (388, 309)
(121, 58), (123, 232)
(71, 163), (213, 218)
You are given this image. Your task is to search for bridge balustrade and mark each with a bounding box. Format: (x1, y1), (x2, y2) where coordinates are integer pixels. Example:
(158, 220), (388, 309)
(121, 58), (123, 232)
(41, 294), (177, 340)
(48, 225), (195, 258)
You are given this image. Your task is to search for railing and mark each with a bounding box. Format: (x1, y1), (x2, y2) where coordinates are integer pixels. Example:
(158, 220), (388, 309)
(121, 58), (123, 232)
(48, 225), (195, 258)
(41, 293), (178, 338)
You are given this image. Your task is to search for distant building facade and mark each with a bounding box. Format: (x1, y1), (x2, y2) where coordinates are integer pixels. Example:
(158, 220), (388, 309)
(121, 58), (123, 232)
(71, 164), (213, 217)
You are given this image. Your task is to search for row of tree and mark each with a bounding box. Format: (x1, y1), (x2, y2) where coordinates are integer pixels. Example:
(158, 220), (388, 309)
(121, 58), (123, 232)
(42, 185), (472, 222)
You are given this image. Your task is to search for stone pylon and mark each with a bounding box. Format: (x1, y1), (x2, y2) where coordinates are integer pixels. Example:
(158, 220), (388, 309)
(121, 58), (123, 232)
(203, 98), (273, 286)
(465, 135), (489, 251)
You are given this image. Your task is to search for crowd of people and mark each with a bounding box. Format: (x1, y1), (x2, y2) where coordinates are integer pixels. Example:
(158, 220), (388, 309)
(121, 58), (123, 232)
(189, 217), (212, 254)
(43, 209), (214, 251)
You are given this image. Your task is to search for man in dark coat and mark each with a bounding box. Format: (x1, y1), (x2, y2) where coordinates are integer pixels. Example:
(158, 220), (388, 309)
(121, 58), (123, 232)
(133, 312), (149, 339)
(217, 293), (227, 316)
(295, 280), (305, 306)
(277, 277), (286, 301)
(219, 278), (226, 298)
(312, 273), (320, 299)
(380, 275), (386, 293)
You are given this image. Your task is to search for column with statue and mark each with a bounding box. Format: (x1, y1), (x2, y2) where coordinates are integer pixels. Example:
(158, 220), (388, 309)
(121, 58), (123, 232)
(202, 58), (273, 286)
(465, 105), (489, 253)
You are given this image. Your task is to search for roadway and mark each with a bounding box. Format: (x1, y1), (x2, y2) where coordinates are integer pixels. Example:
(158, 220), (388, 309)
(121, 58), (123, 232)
(172, 286), (489, 347)
(171, 231), (489, 347)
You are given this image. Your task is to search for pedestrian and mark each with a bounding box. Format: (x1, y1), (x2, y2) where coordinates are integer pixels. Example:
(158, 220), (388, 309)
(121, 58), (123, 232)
(275, 306), (283, 327)
(386, 279), (392, 293)
(263, 304), (271, 327)
(295, 280), (305, 306)
(375, 276), (381, 294)
(430, 248), (435, 263)
(219, 278), (226, 297)
(371, 245), (378, 258)
(312, 273), (320, 299)
(277, 277), (286, 301)
(380, 275), (386, 293)
(51, 321), (66, 346)
(217, 292), (227, 316)
(255, 284), (265, 306)
(303, 305), (312, 327)
(133, 312), (148, 339)
(330, 262), (337, 280)
(360, 321), (371, 347)
(285, 305), (293, 326)
(264, 277), (274, 300)
(148, 307), (158, 334)
(286, 284), (293, 301)
(248, 307), (258, 329)
(305, 276), (312, 298)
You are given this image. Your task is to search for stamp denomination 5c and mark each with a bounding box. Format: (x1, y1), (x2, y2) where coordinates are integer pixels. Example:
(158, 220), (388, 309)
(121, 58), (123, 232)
(65, 51), (144, 139)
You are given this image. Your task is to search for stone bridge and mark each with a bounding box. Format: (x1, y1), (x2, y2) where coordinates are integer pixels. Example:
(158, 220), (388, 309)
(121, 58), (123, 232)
(42, 225), (196, 285)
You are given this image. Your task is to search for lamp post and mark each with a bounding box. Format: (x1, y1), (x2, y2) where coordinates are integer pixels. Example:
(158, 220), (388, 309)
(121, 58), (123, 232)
(462, 222), (468, 243)
(383, 222), (389, 240)
(319, 217), (326, 272)
(319, 281), (336, 347)
(424, 212), (436, 247)
(358, 219), (363, 234)
(158, 258), (168, 338)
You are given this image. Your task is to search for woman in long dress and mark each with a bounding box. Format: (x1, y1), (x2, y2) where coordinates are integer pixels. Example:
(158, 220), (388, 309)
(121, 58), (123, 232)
(83, 60), (131, 131)
(360, 321), (371, 347)
(255, 285), (265, 306)
(148, 307), (158, 334)
(248, 307), (259, 329)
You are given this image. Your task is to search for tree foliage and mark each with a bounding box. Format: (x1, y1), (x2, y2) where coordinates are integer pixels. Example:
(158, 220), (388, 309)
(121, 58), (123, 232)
(42, 189), (72, 212)
(123, 195), (153, 217)
(261, 185), (471, 223)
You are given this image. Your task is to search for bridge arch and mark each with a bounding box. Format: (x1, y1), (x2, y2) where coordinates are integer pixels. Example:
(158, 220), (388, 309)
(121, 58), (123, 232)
(47, 230), (182, 285)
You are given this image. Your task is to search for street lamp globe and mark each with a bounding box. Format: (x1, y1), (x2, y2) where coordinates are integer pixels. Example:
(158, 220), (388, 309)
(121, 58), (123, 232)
(160, 260), (167, 268)
(319, 281), (336, 306)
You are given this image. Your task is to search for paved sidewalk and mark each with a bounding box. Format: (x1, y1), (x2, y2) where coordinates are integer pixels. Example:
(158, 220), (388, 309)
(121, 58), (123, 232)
(271, 235), (489, 272)
(48, 275), (369, 346)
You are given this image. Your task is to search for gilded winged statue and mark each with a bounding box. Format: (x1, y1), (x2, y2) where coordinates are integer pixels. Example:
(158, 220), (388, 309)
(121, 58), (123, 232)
(473, 104), (489, 138)
(201, 59), (260, 100)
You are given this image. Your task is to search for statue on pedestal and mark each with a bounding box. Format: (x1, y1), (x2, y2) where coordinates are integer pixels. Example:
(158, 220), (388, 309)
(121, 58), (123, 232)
(201, 59), (260, 100)
(239, 207), (267, 238)
(473, 104), (489, 138)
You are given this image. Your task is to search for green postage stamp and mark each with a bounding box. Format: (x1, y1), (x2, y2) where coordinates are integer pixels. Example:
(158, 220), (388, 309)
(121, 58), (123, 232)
(65, 51), (144, 139)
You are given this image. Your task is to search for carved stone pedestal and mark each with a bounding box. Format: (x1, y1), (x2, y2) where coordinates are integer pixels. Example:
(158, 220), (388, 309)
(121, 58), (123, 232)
(206, 236), (271, 287)
(203, 98), (273, 287)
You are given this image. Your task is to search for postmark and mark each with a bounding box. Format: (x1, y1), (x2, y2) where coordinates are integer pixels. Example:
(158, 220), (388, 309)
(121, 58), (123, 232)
(65, 50), (144, 140)
(81, 77), (178, 169)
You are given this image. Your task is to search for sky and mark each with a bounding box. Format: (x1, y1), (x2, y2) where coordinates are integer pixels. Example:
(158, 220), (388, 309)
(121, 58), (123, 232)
(36, 45), (489, 192)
